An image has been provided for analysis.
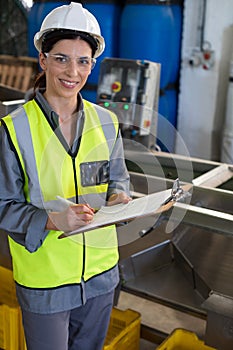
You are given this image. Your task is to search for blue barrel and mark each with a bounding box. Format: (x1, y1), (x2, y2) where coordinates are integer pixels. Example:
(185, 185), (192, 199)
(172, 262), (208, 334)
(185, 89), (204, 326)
(83, 1), (121, 84)
(170, 3), (183, 84)
(82, 1), (121, 102)
(119, 1), (181, 89)
(157, 88), (178, 152)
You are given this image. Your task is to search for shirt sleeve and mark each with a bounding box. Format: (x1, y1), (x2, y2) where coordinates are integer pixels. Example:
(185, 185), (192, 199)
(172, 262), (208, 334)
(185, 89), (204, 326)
(0, 125), (49, 253)
(108, 129), (131, 198)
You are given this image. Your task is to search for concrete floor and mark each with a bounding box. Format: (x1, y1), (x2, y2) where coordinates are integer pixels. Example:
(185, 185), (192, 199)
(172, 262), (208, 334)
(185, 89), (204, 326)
(116, 291), (207, 349)
(140, 338), (157, 350)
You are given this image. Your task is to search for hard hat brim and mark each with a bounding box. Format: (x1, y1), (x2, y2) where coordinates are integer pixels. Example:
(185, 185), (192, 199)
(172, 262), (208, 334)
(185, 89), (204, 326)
(34, 28), (105, 58)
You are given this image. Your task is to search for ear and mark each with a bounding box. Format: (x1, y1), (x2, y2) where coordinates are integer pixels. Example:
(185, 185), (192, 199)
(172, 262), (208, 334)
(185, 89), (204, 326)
(39, 52), (47, 71)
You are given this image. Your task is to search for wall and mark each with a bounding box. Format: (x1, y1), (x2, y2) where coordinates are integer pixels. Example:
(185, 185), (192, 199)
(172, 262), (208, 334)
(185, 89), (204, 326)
(176, 0), (233, 161)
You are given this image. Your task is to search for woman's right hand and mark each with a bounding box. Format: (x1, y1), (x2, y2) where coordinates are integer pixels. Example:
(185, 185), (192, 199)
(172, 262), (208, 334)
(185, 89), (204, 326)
(46, 204), (94, 232)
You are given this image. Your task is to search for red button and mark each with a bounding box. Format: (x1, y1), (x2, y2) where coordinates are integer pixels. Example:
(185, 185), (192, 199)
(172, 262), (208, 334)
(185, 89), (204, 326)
(144, 120), (151, 128)
(112, 81), (121, 92)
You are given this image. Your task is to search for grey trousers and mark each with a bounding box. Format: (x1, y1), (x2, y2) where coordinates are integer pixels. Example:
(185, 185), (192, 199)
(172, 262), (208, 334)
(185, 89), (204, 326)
(21, 290), (114, 350)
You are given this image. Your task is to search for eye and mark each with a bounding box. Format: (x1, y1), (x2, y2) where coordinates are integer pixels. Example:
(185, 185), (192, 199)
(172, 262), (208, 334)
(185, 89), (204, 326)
(79, 57), (90, 65)
(55, 55), (69, 64)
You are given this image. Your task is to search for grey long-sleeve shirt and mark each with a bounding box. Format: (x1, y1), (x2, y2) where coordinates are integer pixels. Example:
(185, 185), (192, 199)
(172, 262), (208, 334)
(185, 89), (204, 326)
(0, 91), (130, 313)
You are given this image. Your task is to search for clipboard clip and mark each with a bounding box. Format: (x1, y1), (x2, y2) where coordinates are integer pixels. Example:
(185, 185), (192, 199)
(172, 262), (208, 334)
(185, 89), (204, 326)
(162, 178), (190, 205)
(139, 179), (191, 238)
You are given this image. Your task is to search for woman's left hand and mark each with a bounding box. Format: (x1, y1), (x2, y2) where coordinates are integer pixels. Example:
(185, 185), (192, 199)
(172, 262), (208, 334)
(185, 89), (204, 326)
(107, 192), (132, 206)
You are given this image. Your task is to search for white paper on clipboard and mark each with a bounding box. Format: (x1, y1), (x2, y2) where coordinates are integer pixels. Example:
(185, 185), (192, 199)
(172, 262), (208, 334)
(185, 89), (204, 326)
(58, 188), (173, 239)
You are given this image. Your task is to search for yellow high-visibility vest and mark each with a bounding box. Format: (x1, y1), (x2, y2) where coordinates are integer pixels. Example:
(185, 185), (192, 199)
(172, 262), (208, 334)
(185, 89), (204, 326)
(2, 99), (119, 288)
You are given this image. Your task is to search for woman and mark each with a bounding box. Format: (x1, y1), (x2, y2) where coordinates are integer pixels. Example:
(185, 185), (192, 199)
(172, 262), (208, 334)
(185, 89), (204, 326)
(0, 3), (131, 349)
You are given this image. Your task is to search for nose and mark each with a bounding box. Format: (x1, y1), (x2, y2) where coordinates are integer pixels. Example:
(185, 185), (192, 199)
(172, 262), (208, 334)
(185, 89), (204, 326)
(66, 59), (80, 76)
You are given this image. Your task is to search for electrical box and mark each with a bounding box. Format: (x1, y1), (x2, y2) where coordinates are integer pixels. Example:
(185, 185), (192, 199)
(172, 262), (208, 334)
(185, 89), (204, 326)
(97, 58), (160, 149)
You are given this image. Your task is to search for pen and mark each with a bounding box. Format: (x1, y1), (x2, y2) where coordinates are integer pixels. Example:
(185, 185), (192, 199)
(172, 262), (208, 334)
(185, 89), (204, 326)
(56, 196), (96, 213)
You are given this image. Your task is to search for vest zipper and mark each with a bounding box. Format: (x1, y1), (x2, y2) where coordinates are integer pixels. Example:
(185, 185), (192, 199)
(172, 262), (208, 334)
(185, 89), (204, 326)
(71, 155), (86, 304)
(80, 234), (86, 305)
(72, 156), (79, 204)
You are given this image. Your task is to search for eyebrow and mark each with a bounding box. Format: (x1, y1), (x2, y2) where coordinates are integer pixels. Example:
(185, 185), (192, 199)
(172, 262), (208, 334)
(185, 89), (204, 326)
(52, 53), (91, 58)
(52, 53), (68, 56)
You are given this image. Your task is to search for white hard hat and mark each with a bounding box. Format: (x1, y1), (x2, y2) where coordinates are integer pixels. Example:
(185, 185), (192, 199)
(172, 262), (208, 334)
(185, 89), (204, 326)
(34, 2), (105, 58)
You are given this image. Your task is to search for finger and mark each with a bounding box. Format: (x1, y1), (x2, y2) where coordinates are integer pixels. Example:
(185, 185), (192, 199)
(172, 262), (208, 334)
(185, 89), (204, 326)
(123, 196), (132, 203)
(84, 203), (95, 213)
(77, 212), (94, 222)
(72, 204), (94, 215)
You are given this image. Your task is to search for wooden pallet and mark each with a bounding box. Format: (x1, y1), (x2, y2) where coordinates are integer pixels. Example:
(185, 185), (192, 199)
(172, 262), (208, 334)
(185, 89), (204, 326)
(0, 55), (38, 93)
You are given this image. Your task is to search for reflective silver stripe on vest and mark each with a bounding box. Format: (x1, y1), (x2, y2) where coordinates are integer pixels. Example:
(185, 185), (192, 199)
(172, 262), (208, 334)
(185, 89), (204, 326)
(45, 192), (106, 212)
(11, 107), (44, 209)
(79, 192), (106, 209)
(93, 104), (118, 154)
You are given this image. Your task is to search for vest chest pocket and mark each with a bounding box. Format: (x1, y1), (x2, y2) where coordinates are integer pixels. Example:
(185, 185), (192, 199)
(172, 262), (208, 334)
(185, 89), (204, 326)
(80, 161), (110, 187)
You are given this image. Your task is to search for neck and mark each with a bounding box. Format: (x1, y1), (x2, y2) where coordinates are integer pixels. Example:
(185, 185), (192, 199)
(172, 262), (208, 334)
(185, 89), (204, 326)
(44, 92), (78, 120)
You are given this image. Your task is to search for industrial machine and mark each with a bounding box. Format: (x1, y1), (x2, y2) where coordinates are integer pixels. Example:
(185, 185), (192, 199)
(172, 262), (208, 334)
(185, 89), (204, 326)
(96, 58), (161, 149)
(117, 149), (233, 350)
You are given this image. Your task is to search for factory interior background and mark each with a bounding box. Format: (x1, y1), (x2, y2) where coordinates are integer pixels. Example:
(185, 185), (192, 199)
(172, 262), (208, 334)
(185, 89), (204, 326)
(0, 0), (233, 349)
(1, 0), (233, 162)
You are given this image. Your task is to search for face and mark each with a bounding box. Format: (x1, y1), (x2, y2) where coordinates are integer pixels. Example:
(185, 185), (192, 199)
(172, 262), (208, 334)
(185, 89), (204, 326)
(39, 38), (93, 101)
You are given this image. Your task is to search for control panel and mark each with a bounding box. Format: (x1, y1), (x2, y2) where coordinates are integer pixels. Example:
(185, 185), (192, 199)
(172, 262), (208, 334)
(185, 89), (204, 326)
(97, 58), (161, 149)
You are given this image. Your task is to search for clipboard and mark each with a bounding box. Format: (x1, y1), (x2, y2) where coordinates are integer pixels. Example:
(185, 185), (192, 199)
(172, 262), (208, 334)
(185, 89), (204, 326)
(58, 180), (192, 239)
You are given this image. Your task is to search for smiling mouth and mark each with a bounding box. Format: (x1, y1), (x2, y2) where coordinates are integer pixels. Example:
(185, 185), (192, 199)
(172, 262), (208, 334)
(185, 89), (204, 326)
(60, 79), (78, 87)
